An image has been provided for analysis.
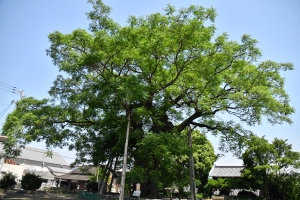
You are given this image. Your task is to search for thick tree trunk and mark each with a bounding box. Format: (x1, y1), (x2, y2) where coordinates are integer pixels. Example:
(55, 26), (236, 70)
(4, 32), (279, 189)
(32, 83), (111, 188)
(108, 156), (119, 193)
(263, 173), (270, 200)
(103, 157), (114, 193)
(140, 181), (158, 198)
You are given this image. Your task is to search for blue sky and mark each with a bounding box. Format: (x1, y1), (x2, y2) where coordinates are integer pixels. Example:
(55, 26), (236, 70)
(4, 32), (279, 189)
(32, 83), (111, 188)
(0, 0), (299, 165)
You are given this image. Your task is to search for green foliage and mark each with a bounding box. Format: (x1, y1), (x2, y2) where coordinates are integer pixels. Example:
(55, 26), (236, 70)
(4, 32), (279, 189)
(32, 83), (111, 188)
(241, 135), (300, 199)
(0, 172), (17, 189)
(88, 167), (103, 182)
(1, 0), (295, 197)
(192, 131), (217, 192)
(126, 166), (146, 184)
(21, 173), (43, 190)
(204, 178), (231, 196)
(204, 177), (253, 198)
(134, 130), (216, 193)
(86, 181), (98, 192)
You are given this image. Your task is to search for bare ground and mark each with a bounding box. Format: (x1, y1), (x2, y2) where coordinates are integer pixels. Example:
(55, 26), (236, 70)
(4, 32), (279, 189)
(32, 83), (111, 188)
(0, 189), (80, 200)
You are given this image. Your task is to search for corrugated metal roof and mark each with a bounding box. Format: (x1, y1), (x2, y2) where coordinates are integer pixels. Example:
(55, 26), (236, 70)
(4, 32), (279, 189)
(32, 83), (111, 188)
(210, 166), (244, 177)
(15, 146), (69, 166)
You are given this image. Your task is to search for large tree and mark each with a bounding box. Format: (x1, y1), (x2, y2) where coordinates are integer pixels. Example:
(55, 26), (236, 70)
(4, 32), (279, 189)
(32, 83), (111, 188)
(1, 0), (294, 198)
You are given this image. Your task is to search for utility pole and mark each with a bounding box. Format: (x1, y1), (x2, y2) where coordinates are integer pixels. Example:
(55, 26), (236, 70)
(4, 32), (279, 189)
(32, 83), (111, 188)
(188, 125), (197, 200)
(19, 90), (24, 99)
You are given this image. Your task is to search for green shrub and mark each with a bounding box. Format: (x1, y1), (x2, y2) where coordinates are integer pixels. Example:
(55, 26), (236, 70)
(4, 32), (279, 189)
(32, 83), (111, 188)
(86, 181), (98, 192)
(21, 172), (43, 190)
(0, 172), (17, 189)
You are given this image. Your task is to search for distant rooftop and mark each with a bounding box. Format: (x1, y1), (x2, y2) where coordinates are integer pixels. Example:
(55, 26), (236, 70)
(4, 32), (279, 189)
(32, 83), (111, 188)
(70, 166), (98, 175)
(16, 146), (69, 167)
(47, 166), (71, 176)
(210, 165), (244, 178)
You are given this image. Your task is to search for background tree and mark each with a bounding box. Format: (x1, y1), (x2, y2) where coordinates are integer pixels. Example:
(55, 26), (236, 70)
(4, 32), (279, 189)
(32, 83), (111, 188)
(271, 171), (300, 200)
(133, 129), (216, 197)
(240, 135), (300, 200)
(204, 178), (231, 196)
(1, 0), (294, 198)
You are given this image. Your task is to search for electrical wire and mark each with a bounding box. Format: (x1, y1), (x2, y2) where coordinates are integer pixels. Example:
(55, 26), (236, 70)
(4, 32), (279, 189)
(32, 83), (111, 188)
(0, 82), (16, 88)
(0, 83), (15, 90)
(0, 82), (24, 101)
(0, 82), (22, 95)
(0, 87), (18, 94)
(0, 100), (14, 119)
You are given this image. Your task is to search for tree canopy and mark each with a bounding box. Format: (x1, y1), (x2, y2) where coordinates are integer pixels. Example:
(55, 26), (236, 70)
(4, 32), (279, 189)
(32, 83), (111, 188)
(1, 0), (294, 198)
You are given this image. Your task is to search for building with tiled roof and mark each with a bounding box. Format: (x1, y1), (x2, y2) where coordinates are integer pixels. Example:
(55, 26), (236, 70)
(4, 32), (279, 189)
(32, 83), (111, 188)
(209, 165), (244, 178)
(0, 144), (71, 189)
(14, 146), (70, 169)
(47, 166), (71, 176)
(209, 166), (261, 197)
(55, 166), (98, 191)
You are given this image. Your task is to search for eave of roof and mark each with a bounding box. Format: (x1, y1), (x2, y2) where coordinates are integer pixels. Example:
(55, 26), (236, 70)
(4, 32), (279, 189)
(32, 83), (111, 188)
(47, 166), (71, 173)
(56, 174), (90, 181)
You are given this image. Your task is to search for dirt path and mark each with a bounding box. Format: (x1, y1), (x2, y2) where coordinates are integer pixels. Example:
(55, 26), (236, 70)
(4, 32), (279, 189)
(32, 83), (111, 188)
(0, 190), (80, 199)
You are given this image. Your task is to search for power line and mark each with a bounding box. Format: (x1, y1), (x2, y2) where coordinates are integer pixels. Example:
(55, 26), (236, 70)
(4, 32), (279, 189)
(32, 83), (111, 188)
(0, 102), (14, 106)
(0, 100), (14, 119)
(0, 87), (18, 94)
(0, 82), (20, 92)
(0, 84), (16, 90)
(0, 82), (24, 99)
(0, 82), (17, 88)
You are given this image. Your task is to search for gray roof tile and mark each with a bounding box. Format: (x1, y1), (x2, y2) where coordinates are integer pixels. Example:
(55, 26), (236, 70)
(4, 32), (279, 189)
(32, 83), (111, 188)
(16, 146), (69, 166)
(47, 166), (71, 176)
(55, 174), (90, 181)
(210, 166), (244, 177)
(70, 166), (97, 175)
